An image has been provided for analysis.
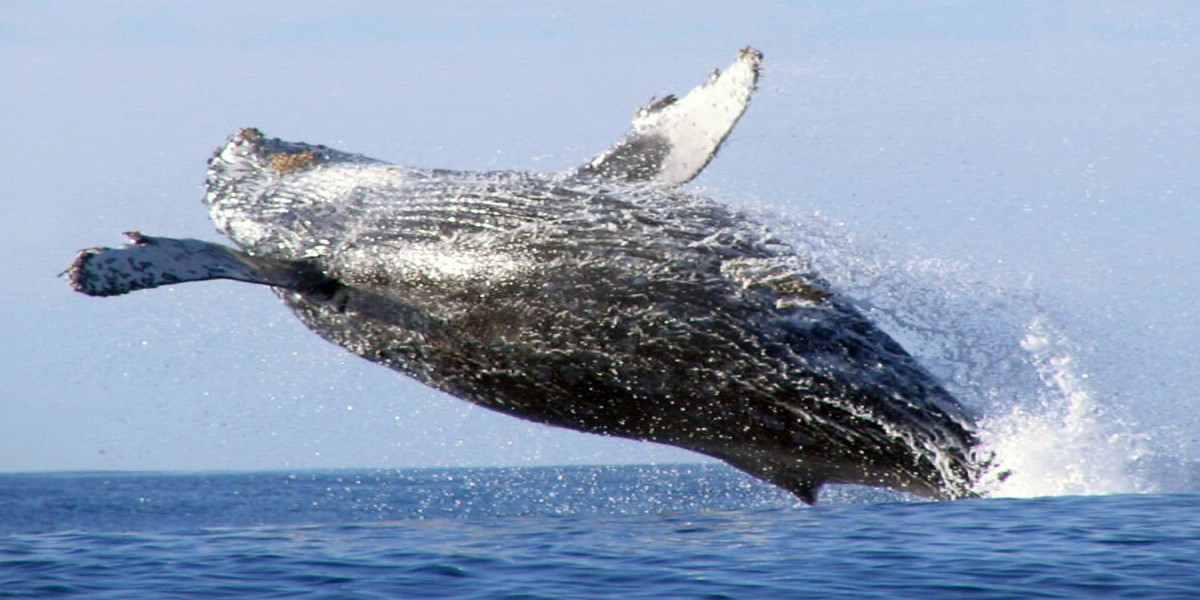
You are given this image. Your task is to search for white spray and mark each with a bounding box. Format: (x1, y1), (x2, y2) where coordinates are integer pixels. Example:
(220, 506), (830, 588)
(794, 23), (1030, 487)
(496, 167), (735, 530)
(981, 315), (1154, 497)
(752, 205), (1166, 499)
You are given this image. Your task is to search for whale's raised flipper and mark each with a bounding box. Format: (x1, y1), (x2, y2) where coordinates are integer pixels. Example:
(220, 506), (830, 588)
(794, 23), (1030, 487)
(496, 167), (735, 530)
(66, 232), (338, 297)
(575, 47), (762, 186)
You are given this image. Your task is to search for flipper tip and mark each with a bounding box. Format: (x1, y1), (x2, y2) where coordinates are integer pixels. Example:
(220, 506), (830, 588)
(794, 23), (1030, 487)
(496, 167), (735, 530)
(575, 46), (763, 186)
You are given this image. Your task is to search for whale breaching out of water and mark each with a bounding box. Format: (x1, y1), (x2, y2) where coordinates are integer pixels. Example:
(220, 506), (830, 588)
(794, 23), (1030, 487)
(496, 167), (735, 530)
(67, 48), (989, 503)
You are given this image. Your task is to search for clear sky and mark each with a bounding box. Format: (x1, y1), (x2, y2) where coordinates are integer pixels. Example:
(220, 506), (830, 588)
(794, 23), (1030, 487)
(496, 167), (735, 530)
(3, 2), (1197, 487)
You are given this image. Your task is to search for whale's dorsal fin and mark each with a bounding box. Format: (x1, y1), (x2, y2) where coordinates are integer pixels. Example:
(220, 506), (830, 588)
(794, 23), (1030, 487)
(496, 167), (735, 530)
(575, 47), (762, 186)
(66, 232), (338, 297)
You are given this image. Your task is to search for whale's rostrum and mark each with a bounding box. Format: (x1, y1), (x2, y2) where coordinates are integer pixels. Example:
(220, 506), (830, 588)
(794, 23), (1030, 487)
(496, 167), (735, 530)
(66, 48), (990, 504)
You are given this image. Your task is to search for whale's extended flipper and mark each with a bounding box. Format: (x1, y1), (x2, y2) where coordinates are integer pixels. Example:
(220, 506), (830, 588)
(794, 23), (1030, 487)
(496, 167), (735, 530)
(575, 47), (762, 186)
(66, 232), (337, 297)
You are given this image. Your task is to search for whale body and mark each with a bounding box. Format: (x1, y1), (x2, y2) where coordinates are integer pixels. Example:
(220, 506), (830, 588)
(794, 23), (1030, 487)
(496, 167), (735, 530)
(67, 48), (989, 503)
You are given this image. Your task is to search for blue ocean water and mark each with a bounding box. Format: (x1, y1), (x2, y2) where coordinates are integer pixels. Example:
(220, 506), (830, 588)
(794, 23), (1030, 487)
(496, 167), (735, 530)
(2, 465), (1198, 598)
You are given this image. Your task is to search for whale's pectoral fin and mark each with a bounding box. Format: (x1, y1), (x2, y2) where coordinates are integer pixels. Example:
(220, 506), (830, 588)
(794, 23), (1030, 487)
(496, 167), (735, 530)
(66, 232), (338, 297)
(574, 47), (762, 186)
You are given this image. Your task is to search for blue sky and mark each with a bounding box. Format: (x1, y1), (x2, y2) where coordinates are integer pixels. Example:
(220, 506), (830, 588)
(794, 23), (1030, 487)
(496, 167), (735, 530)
(3, 2), (1197, 489)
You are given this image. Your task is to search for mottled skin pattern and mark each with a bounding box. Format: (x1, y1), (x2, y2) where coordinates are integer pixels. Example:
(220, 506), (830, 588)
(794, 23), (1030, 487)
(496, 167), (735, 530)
(201, 131), (986, 503)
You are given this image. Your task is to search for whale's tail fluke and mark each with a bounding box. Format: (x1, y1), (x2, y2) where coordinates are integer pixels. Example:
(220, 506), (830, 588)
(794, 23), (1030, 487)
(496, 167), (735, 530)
(66, 232), (339, 297)
(575, 47), (762, 186)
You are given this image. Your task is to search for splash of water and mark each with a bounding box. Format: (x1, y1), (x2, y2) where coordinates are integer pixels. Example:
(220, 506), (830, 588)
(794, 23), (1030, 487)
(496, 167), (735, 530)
(752, 205), (1165, 498)
(981, 316), (1154, 497)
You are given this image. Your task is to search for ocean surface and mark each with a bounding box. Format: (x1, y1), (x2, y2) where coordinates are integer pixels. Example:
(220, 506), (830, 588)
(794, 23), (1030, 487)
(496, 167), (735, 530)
(2, 465), (1198, 598)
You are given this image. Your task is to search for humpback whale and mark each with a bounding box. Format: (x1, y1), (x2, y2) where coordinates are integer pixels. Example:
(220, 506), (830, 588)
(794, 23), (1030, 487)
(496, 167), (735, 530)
(67, 48), (989, 503)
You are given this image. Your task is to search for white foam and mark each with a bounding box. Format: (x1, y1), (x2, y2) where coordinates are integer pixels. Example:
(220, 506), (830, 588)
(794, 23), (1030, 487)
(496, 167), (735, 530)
(755, 206), (1164, 499)
(980, 316), (1153, 498)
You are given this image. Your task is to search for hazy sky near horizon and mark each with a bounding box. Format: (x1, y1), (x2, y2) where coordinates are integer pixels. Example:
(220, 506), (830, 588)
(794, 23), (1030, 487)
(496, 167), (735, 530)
(3, 2), (1197, 474)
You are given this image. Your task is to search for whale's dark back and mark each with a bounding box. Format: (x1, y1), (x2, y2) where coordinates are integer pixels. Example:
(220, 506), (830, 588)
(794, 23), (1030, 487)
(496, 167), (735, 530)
(204, 130), (986, 502)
